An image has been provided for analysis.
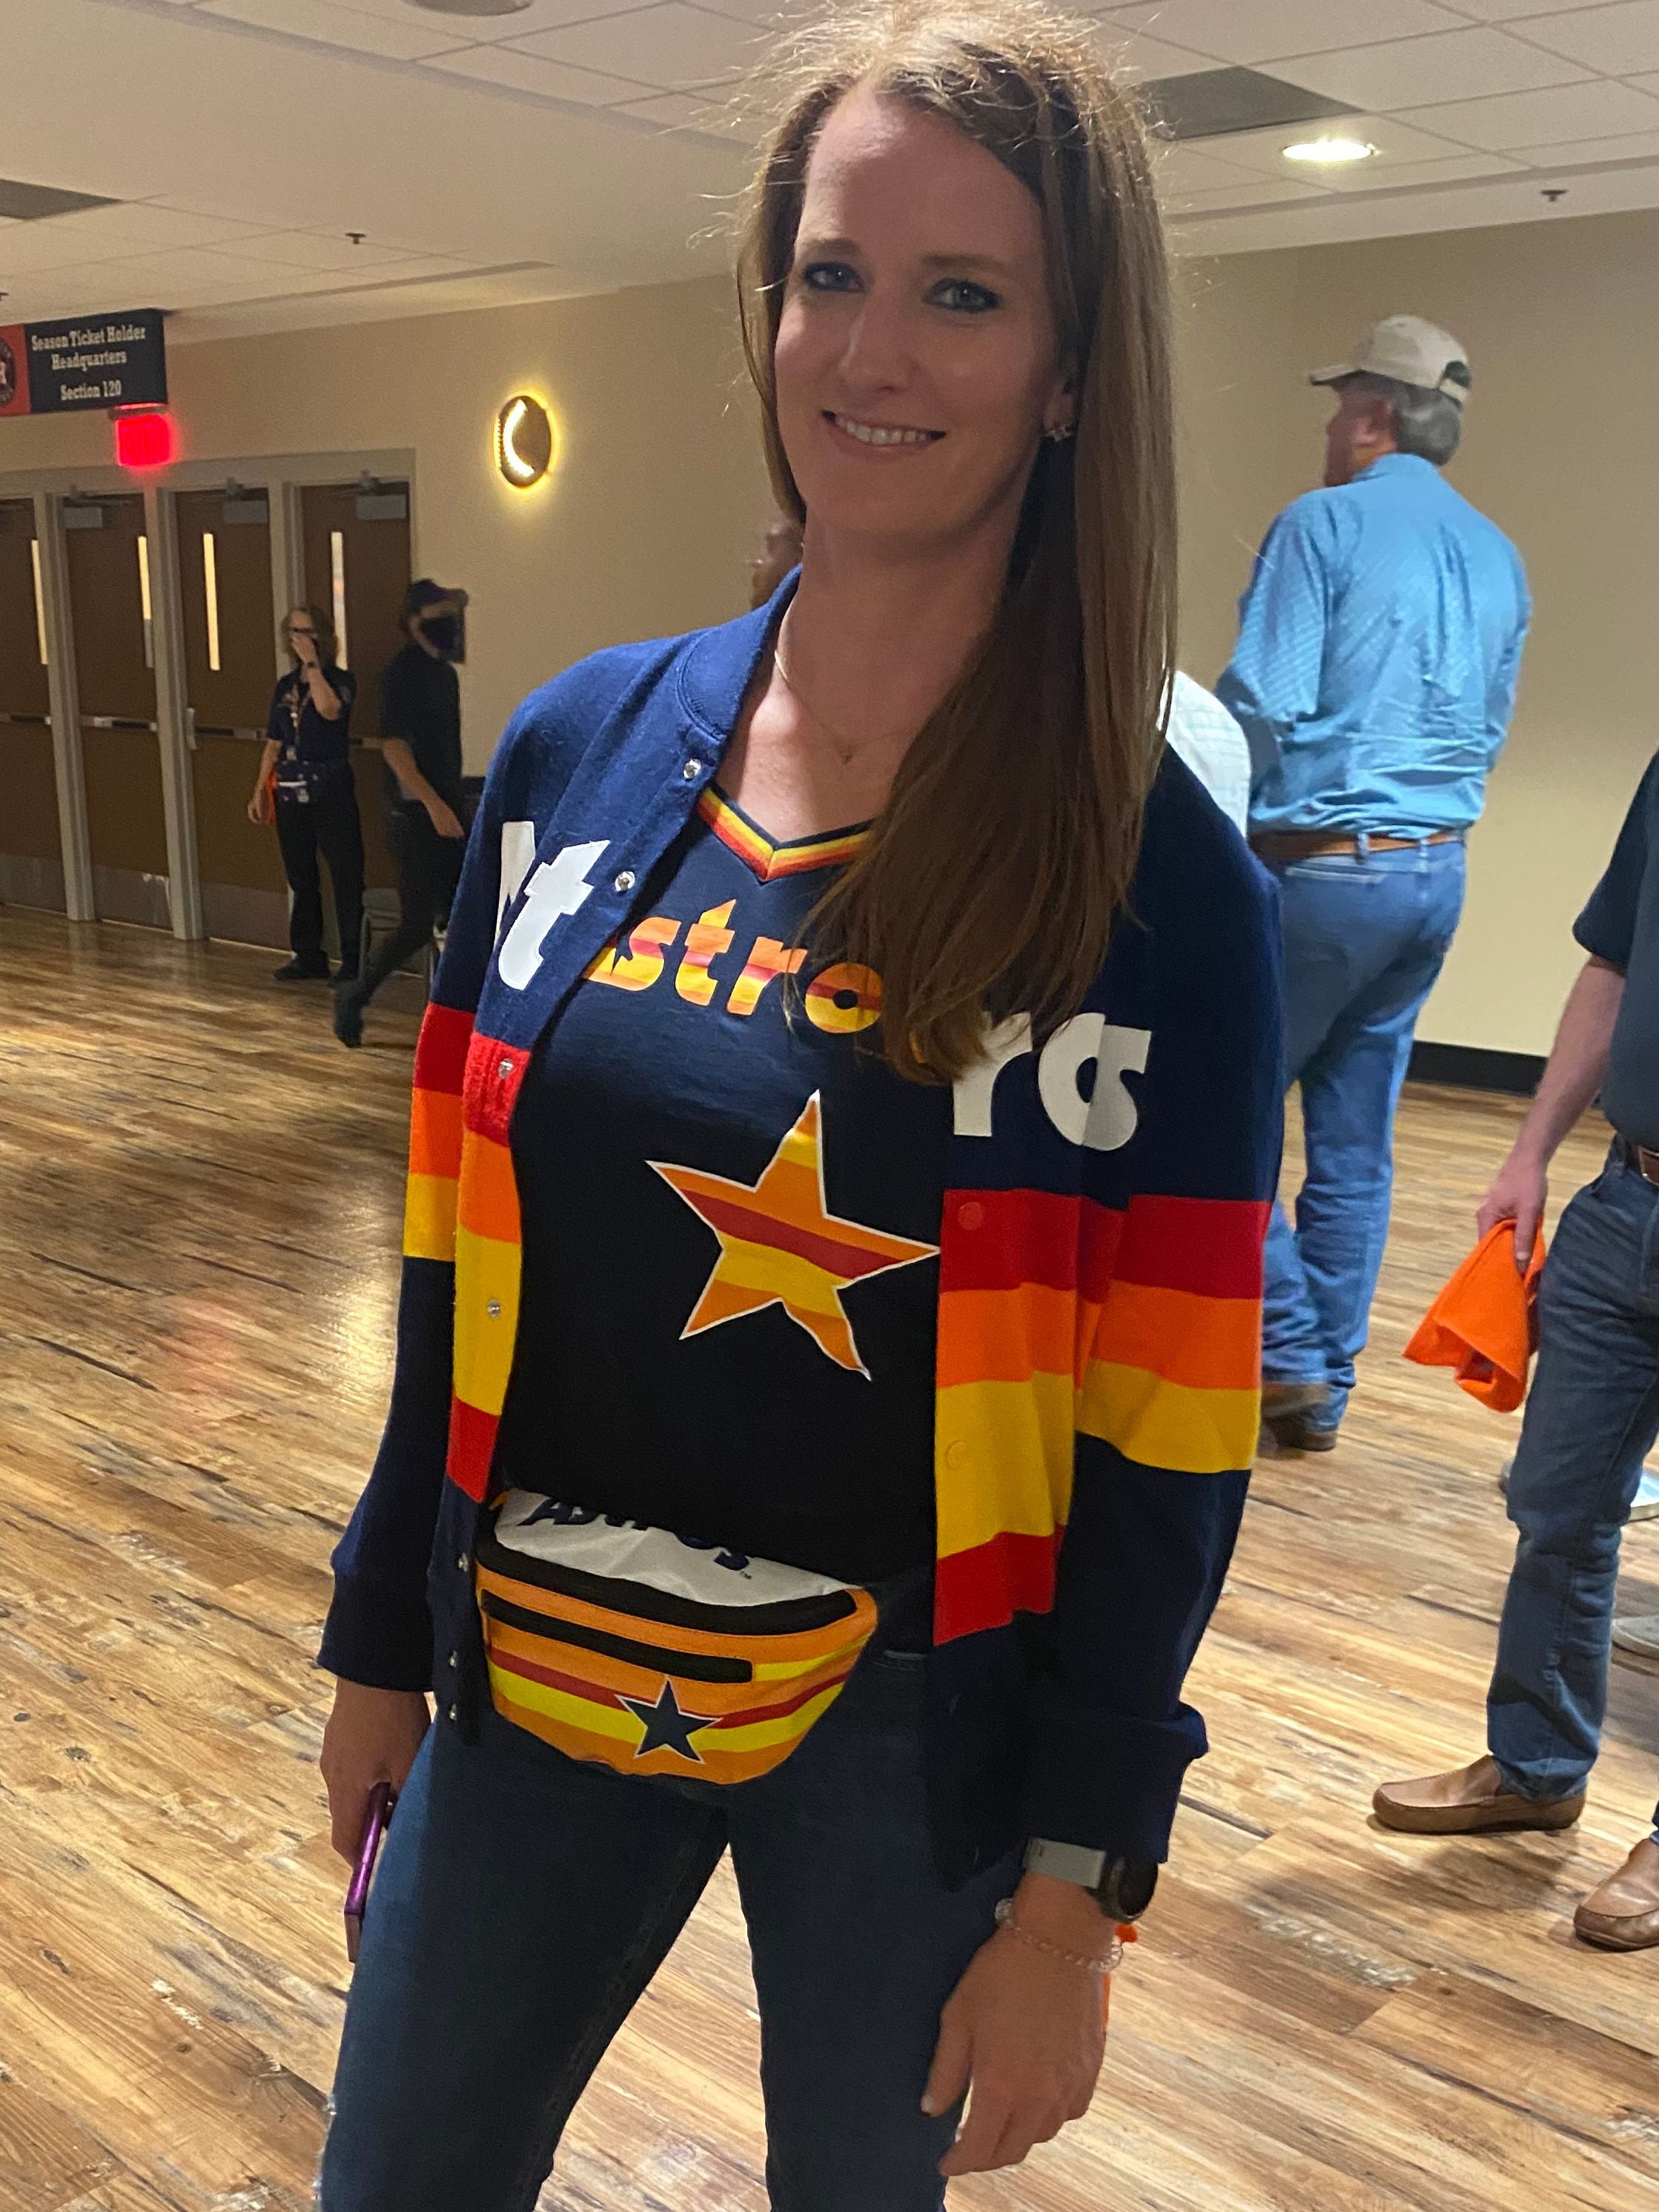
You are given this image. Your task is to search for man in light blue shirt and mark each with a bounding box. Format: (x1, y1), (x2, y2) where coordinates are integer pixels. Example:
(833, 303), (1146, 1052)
(1166, 671), (1250, 834)
(1217, 315), (1531, 1452)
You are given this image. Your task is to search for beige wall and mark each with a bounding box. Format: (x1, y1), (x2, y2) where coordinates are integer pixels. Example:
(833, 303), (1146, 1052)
(1175, 206), (1659, 1059)
(0, 274), (773, 766)
(7, 207), (1655, 1055)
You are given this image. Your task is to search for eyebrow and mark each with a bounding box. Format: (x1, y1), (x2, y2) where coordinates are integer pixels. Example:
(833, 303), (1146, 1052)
(795, 234), (1021, 279)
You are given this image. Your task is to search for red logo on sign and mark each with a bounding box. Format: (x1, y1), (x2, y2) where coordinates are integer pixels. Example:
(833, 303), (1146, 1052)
(0, 328), (29, 417)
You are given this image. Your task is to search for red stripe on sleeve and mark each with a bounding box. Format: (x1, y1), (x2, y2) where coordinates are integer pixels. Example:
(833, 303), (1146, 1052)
(1113, 1194), (1271, 1299)
(447, 1396), (500, 1504)
(938, 1188), (1085, 1296)
(933, 1528), (1063, 1644)
(413, 1001), (474, 1095)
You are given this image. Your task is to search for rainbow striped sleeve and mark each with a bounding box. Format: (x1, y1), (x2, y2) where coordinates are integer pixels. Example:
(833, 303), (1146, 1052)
(1078, 1193), (1268, 1475)
(403, 1003), (473, 1262)
(446, 1028), (529, 1503)
(933, 1187), (1086, 1643)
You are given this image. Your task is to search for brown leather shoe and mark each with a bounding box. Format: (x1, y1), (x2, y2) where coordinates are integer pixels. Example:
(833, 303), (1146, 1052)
(1373, 1754), (1586, 1835)
(1574, 1836), (1659, 1950)
(1260, 1382), (1340, 1454)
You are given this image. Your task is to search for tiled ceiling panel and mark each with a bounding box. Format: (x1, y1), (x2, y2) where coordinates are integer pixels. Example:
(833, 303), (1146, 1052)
(510, 4), (761, 90)
(199, 0), (466, 59)
(1397, 77), (1659, 148)
(1275, 25), (1589, 108)
(1103, 1), (1471, 66)
(1515, 1), (1659, 76)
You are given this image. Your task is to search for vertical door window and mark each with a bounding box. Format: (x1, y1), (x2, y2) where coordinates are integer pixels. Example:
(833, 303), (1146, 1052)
(136, 533), (154, 670)
(330, 529), (348, 669)
(30, 538), (47, 666)
(202, 531), (222, 672)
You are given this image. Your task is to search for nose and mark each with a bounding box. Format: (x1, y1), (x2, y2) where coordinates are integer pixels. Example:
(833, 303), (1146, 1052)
(836, 285), (911, 395)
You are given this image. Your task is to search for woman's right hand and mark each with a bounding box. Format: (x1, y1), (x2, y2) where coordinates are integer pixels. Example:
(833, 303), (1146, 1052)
(321, 1680), (431, 1862)
(248, 784), (274, 827)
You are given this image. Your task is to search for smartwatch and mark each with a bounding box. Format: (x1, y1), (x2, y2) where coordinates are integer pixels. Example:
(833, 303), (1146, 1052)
(1024, 1838), (1159, 1921)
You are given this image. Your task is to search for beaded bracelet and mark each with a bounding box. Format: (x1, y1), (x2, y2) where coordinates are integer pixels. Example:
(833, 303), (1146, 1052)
(993, 1896), (1132, 1976)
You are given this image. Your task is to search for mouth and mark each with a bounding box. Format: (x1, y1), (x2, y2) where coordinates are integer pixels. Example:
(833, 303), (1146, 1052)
(824, 411), (944, 450)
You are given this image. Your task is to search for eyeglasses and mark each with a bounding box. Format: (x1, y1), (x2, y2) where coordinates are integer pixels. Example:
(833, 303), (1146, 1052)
(288, 626), (318, 639)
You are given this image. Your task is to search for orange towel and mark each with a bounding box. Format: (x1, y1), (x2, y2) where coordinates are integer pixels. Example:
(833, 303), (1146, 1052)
(1403, 1222), (1546, 1414)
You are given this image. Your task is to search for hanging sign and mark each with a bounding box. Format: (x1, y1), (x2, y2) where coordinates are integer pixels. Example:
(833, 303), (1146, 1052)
(0, 308), (167, 420)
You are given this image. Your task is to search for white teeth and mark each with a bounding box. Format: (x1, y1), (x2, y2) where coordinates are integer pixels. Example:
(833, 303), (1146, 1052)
(833, 414), (935, 447)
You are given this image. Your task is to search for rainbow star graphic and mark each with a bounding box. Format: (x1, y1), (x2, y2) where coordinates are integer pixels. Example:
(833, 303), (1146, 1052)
(650, 1093), (936, 1376)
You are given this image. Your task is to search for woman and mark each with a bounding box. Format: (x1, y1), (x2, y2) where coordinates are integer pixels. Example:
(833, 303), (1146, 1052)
(317, 5), (1282, 2206)
(248, 606), (364, 984)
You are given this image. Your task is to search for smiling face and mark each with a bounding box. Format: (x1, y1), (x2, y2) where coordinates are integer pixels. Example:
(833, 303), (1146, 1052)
(772, 87), (1072, 559)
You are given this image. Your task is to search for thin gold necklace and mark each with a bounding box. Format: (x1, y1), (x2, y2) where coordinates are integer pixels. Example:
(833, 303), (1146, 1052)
(772, 620), (908, 769)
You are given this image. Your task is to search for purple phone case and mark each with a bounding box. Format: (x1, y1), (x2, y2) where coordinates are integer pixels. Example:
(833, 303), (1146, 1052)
(344, 1783), (394, 1963)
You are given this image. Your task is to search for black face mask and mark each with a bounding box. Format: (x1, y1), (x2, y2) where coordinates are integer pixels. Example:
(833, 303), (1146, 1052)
(420, 614), (460, 658)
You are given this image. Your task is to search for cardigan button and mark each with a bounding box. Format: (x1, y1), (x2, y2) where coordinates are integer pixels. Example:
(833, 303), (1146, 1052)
(614, 869), (636, 894)
(448, 1651), (459, 1669)
(682, 758), (703, 782)
(447, 1704), (458, 1723)
(497, 1058), (513, 1082)
(487, 1299), (501, 1319)
(457, 1552), (470, 1572)
(944, 1439), (969, 1470)
(958, 1200), (985, 1231)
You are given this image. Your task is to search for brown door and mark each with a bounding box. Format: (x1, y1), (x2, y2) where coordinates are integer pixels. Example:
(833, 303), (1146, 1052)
(177, 486), (291, 947)
(300, 481), (411, 899)
(0, 498), (62, 911)
(67, 492), (168, 927)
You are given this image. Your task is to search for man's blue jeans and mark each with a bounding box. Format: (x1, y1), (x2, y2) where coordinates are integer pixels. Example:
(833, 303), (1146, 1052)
(1262, 839), (1467, 1424)
(318, 1634), (1020, 2212)
(1489, 1146), (1659, 1830)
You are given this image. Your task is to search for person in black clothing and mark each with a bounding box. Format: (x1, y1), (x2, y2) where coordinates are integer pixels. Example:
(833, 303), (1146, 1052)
(334, 579), (469, 1047)
(251, 606), (364, 984)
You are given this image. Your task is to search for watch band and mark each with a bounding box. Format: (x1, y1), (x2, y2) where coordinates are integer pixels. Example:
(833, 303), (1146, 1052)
(1024, 1838), (1109, 1890)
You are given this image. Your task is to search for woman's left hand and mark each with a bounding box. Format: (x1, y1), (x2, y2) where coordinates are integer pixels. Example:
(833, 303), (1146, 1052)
(923, 1875), (1111, 2176)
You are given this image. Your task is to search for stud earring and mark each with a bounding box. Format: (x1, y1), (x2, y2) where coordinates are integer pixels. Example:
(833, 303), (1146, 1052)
(1046, 421), (1075, 444)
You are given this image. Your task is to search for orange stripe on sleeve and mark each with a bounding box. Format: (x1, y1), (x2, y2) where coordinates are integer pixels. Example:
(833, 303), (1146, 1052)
(1090, 1279), (1262, 1394)
(457, 1130), (520, 1247)
(936, 1282), (1075, 1389)
(408, 1086), (463, 1182)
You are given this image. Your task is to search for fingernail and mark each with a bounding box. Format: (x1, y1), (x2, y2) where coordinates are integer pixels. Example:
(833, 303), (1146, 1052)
(920, 2096), (939, 2116)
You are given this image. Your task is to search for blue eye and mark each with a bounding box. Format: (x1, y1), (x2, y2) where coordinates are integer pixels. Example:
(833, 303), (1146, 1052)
(800, 261), (861, 294)
(931, 278), (1000, 314)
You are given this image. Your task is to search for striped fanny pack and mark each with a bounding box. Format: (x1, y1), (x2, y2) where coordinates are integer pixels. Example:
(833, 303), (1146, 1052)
(475, 1491), (880, 1784)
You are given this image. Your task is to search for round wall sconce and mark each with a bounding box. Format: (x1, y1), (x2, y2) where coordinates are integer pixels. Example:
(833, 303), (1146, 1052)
(494, 393), (554, 489)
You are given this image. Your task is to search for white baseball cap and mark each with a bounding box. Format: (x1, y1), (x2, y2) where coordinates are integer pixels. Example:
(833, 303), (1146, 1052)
(1309, 314), (1472, 406)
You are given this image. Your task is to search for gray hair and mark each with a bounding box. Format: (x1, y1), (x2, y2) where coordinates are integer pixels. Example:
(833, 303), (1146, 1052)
(1344, 371), (1463, 467)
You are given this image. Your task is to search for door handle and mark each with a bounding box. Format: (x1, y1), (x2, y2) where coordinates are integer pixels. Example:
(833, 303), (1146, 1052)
(185, 705), (197, 752)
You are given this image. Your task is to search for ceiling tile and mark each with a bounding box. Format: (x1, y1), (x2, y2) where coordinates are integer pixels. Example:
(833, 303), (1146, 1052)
(231, 229), (417, 268)
(610, 87), (753, 133)
(1319, 150), (1528, 191)
(1516, 2), (1659, 76)
(1211, 113), (1475, 177)
(427, 41), (655, 104)
(1397, 77), (1659, 148)
(32, 202), (270, 249)
(1102, 1), (1468, 65)
(1091, 24), (1216, 82)
(1510, 125), (1659, 165)
(510, 3), (763, 90)
(1161, 178), (1330, 211)
(1446, 0), (1635, 17)
(0, 222), (148, 276)
(325, 0), (646, 24)
(1147, 142), (1267, 192)
(1275, 25), (1589, 110)
(198, 0), (471, 62)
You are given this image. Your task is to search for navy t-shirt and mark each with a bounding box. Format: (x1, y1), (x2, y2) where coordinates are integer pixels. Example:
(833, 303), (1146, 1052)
(495, 787), (950, 1584)
(267, 663), (355, 796)
(1575, 749), (1659, 1149)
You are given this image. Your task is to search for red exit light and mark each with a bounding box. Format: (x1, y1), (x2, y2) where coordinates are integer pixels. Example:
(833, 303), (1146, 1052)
(114, 409), (176, 470)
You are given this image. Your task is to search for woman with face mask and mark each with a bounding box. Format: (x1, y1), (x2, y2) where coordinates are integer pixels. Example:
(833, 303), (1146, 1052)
(314, 5), (1283, 2205)
(334, 580), (469, 1045)
(248, 605), (364, 984)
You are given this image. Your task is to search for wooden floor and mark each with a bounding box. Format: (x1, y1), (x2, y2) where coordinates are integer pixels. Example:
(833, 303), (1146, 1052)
(2, 904), (1658, 2212)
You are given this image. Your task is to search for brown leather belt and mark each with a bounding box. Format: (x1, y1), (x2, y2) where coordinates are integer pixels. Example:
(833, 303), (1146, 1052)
(1618, 1137), (1659, 1188)
(1250, 829), (1464, 864)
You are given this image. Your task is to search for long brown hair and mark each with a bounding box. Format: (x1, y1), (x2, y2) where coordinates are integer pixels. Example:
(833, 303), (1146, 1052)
(738, 0), (1175, 1081)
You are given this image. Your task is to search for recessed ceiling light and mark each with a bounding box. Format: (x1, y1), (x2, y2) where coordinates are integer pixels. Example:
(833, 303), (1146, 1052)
(405, 0), (531, 14)
(1283, 136), (1377, 168)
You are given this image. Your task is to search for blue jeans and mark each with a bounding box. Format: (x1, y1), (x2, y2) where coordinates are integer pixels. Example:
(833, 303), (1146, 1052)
(1489, 1147), (1659, 1829)
(1262, 840), (1467, 1423)
(319, 1638), (1020, 2212)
